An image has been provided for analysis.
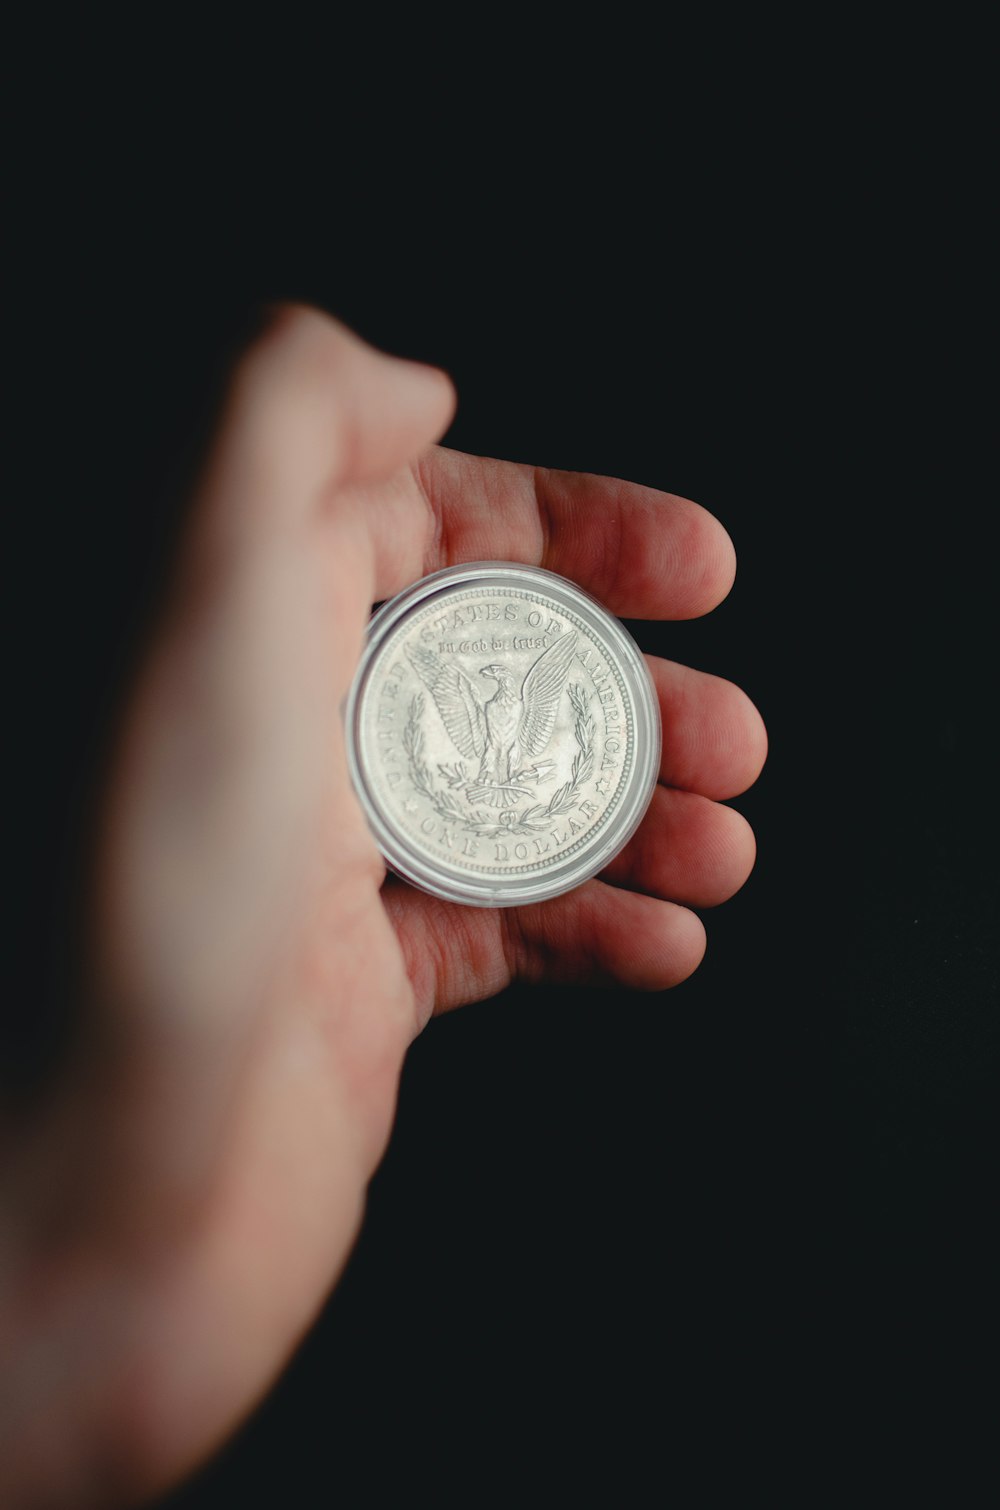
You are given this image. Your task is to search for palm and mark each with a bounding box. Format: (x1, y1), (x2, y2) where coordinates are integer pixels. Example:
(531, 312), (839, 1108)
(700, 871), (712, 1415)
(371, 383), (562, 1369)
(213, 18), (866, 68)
(2, 311), (766, 1506)
(129, 438), (762, 1441)
(301, 440), (765, 1119)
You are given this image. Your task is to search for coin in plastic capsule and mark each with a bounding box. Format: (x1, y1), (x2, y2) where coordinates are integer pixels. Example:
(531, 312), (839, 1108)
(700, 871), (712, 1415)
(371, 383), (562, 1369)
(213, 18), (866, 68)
(345, 562), (661, 907)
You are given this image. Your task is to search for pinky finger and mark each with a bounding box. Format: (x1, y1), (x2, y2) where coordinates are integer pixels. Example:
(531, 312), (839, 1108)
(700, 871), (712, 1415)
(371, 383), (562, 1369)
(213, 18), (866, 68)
(505, 880), (706, 997)
(383, 877), (706, 1027)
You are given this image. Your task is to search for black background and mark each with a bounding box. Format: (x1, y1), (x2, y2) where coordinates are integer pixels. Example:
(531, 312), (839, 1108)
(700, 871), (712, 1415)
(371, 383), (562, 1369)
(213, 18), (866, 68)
(8, 55), (996, 1503)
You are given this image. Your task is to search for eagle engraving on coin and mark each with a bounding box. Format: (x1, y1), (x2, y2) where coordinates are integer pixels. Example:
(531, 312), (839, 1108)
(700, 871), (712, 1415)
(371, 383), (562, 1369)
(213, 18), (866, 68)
(406, 632), (579, 809)
(346, 564), (660, 903)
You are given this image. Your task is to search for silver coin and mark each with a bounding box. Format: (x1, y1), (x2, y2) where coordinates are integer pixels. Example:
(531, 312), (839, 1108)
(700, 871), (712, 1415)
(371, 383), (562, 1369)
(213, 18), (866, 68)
(345, 562), (660, 906)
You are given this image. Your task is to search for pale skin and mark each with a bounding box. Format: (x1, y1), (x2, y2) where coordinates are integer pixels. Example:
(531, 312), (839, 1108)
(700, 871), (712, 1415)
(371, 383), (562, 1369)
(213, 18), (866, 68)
(0, 307), (767, 1506)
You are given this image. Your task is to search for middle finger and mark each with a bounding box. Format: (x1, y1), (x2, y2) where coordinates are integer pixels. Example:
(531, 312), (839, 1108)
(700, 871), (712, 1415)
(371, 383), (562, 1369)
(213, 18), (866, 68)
(647, 656), (767, 799)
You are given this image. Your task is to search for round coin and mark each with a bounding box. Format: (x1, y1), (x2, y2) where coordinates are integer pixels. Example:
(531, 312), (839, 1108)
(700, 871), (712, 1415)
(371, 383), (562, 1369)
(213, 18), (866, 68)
(345, 562), (660, 906)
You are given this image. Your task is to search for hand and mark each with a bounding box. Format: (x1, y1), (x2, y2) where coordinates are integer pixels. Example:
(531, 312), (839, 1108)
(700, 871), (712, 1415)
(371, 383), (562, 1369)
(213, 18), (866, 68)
(0, 307), (766, 1506)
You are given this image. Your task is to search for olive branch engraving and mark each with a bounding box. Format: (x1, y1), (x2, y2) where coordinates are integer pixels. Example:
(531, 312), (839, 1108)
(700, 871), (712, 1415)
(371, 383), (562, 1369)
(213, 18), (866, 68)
(403, 685), (595, 840)
(402, 694), (467, 822)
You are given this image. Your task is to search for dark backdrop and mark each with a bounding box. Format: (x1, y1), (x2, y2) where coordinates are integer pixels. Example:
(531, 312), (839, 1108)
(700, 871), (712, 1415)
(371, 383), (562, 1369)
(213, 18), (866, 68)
(9, 80), (995, 1502)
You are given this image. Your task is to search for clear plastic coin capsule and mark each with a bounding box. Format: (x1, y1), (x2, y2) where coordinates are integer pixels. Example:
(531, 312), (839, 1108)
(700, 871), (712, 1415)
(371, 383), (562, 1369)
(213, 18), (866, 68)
(345, 562), (661, 906)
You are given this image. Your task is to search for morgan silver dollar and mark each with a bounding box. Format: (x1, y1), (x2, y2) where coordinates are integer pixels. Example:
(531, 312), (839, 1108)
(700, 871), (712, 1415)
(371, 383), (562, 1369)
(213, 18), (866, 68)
(345, 562), (660, 906)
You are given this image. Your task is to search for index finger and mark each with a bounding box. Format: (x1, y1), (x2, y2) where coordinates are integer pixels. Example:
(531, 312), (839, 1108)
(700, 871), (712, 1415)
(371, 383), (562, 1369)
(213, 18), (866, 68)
(414, 447), (737, 620)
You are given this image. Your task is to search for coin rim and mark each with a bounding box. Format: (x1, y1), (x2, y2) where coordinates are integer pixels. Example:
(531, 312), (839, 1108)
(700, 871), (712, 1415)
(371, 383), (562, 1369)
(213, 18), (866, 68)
(345, 562), (661, 907)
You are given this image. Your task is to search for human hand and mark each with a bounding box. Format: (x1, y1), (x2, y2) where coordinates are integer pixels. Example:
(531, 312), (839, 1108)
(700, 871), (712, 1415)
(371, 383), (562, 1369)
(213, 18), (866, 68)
(0, 306), (766, 1505)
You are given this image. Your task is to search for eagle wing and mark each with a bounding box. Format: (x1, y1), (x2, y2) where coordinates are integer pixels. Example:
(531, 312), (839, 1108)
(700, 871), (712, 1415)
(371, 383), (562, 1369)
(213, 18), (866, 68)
(516, 631), (579, 760)
(407, 646), (487, 760)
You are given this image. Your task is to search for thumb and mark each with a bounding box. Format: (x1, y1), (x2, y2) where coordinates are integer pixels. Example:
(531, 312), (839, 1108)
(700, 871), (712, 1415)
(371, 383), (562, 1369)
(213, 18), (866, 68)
(193, 303), (456, 549)
(95, 307), (453, 1033)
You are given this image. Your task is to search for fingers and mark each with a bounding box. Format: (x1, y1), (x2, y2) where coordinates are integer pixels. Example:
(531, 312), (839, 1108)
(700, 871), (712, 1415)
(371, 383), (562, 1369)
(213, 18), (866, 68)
(649, 657), (768, 799)
(600, 786), (757, 907)
(382, 877), (706, 1025)
(415, 447), (737, 620)
(382, 663), (762, 1023)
